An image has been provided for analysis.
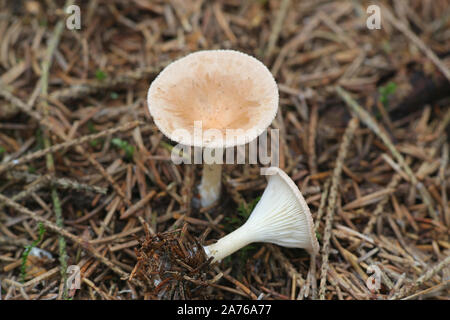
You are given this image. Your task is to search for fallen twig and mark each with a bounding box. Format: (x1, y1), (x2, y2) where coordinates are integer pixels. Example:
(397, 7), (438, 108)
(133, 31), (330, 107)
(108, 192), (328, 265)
(318, 117), (359, 300)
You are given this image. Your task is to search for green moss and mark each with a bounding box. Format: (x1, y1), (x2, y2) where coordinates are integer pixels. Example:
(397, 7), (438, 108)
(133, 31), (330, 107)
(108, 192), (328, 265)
(95, 69), (107, 81)
(238, 196), (261, 219)
(21, 222), (46, 283)
(111, 138), (134, 161)
(379, 81), (397, 106)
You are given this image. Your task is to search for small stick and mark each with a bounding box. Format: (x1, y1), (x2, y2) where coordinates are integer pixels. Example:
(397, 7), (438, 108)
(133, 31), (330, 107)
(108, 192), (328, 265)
(0, 174), (51, 211)
(267, 244), (305, 288)
(440, 143), (449, 226)
(390, 255), (450, 299)
(120, 190), (156, 219)
(265, 0), (291, 59)
(0, 87), (45, 125)
(308, 103), (319, 175)
(213, 2), (237, 44)
(83, 278), (114, 300)
(0, 236), (29, 247)
(309, 255), (318, 299)
(401, 280), (450, 300)
(318, 117), (359, 300)
(21, 267), (60, 288)
(315, 178), (330, 233)
(363, 174), (402, 235)
(7, 171), (107, 195)
(223, 275), (258, 300)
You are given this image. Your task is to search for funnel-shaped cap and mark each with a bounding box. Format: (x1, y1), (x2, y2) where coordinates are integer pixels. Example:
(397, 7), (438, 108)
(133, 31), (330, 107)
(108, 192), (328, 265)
(204, 167), (320, 262)
(247, 167), (320, 254)
(147, 50), (279, 148)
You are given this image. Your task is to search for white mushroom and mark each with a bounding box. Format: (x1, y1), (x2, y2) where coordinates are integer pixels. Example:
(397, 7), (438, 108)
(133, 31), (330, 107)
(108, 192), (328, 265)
(203, 167), (320, 262)
(147, 50), (279, 207)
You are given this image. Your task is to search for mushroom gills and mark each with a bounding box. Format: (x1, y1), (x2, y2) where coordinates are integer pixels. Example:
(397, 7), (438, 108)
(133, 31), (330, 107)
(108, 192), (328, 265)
(203, 167), (319, 263)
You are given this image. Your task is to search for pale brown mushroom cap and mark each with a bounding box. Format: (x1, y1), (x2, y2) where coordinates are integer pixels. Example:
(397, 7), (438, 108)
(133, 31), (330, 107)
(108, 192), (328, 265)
(147, 50), (279, 148)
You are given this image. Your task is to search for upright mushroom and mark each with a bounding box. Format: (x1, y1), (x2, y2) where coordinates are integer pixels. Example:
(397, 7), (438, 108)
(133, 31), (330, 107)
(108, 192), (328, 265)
(203, 167), (320, 262)
(147, 50), (279, 207)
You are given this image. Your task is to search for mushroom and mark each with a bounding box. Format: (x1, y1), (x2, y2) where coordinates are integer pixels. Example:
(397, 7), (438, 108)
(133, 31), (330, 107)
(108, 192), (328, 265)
(203, 167), (320, 262)
(147, 50), (279, 207)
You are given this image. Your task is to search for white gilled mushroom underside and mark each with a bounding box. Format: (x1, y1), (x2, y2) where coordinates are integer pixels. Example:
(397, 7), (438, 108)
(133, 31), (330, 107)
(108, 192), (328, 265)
(203, 167), (320, 262)
(147, 50), (279, 207)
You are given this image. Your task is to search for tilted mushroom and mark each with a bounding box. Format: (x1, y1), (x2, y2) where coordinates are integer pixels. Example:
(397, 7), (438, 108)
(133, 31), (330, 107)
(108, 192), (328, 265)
(147, 50), (279, 207)
(203, 167), (320, 262)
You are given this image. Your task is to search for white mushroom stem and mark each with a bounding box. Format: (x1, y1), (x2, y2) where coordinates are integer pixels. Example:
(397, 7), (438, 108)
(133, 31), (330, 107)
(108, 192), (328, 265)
(199, 164), (222, 208)
(203, 167), (319, 263)
(203, 224), (252, 262)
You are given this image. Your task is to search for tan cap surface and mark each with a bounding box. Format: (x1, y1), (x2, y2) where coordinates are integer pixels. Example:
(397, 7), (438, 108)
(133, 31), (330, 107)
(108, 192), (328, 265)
(147, 50), (279, 148)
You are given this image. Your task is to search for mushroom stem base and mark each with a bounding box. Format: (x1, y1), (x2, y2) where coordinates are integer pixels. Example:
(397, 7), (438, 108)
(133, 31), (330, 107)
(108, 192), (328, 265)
(203, 224), (252, 262)
(199, 164), (222, 207)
